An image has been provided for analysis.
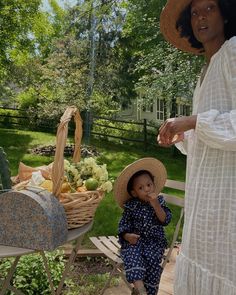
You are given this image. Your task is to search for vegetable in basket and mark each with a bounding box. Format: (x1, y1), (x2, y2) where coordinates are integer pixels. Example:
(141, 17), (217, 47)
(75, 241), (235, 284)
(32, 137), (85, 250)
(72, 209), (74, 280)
(64, 157), (112, 193)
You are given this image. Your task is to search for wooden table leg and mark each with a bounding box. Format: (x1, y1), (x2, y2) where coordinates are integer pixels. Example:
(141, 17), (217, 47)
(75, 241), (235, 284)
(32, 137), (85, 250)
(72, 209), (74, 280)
(55, 234), (84, 295)
(40, 251), (56, 295)
(0, 256), (23, 295)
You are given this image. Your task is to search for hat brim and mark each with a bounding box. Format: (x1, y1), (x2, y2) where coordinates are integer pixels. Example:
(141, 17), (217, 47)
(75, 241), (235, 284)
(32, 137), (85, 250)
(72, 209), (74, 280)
(160, 0), (204, 55)
(114, 158), (167, 208)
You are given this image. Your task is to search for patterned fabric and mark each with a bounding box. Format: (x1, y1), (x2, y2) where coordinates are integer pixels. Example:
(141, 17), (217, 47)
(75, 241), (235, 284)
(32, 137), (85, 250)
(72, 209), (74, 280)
(118, 195), (172, 295)
(131, 287), (147, 295)
(175, 37), (236, 295)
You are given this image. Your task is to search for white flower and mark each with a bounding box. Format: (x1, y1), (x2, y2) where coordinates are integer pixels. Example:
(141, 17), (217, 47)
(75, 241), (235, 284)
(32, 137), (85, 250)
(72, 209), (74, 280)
(76, 179), (83, 187)
(64, 159), (70, 169)
(63, 156), (112, 193)
(100, 181), (113, 193)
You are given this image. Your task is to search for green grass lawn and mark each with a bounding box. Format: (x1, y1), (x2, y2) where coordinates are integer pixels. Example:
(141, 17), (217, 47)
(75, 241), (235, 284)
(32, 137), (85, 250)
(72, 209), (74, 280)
(0, 127), (186, 294)
(0, 127), (186, 245)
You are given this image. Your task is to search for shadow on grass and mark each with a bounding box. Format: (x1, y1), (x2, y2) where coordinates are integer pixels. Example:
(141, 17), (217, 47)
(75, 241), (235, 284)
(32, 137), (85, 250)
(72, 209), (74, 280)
(0, 128), (54, 175)
(0, 128), (186, 246)
(0, 129), (33, 172)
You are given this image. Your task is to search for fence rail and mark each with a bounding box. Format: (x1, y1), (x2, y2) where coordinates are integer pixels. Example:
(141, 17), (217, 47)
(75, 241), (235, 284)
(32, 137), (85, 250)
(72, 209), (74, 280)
(0, 107), (159, 150)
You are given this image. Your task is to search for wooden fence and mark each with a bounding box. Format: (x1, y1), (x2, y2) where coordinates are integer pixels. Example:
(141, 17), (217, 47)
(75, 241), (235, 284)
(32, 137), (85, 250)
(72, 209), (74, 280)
(0, 107), (159, 150)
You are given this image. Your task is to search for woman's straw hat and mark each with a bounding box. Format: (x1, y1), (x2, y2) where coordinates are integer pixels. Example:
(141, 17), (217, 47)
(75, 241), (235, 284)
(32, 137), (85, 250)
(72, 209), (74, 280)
(160, 0), (203, 54)
(114, 158), (167, 208)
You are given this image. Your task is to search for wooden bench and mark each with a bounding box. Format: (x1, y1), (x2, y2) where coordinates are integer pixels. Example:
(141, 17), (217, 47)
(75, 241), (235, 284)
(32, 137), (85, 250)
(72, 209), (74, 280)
(90, 179), (185, 294)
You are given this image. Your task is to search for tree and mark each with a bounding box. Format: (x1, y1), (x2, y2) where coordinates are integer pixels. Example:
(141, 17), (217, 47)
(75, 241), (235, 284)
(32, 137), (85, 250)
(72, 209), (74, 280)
(117, 0), (204, 116)
(0, 0), (68, 106)
(134, 36), (204, 118)
(66, 0), (127, 102)
(0, 0), (41, 75)
(16, 37), (88, 118)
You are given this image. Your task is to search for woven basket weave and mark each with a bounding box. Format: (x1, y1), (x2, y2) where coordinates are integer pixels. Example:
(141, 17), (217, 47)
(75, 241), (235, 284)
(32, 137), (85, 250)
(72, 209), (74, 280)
(51, 106), (104, 229)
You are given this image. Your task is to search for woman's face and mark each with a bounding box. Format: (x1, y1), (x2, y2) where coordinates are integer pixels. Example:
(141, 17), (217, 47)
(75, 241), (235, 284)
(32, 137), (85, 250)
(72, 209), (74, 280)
(190, 0), (225, 49)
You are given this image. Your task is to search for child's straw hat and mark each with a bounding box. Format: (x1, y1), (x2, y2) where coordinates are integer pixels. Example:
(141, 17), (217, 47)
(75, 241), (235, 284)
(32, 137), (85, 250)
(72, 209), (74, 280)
(160, 0), (203, 54)
(114, 158), (167, 208)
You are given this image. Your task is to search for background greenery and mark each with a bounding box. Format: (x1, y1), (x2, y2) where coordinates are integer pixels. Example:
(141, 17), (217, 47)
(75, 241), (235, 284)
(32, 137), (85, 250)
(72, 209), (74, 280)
(0, 127), (186, 244)
(0, 0), (203, 121)
(0, 127), (185, 294)
(0, 1), (196, 293)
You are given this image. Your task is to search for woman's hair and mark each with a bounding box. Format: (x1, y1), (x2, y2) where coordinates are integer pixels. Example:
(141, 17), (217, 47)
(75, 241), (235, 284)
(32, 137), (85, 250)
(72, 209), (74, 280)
(176, 0), (236, 51)
(127, 170), (154, 197)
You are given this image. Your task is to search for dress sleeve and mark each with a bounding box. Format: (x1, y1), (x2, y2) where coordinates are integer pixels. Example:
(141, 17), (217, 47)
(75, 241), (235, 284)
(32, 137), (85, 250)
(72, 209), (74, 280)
(196, 110), (236, 150)
(158, 195), (172, 226)
(175, 130), (192, 155)
(195, 38), (236, 151)
(118, 208), (134, 244)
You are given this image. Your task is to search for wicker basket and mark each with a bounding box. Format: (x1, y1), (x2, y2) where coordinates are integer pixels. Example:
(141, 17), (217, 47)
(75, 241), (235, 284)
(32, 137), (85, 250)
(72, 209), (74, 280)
(51, 106), (104, 229)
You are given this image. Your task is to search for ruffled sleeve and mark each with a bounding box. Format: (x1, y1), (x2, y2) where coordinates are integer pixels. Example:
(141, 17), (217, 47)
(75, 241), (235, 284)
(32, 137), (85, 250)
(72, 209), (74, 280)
(195, 38), (236, 150)
(158, 195), (172, 226)
(177, 37), (236, 152)
(118, 208), (134, 245)
(175, 130), (193, 155)
(195, 109), (236, 150)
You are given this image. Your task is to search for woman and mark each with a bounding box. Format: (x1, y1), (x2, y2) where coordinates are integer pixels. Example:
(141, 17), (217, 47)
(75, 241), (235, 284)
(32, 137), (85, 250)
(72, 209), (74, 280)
(158, 0), (236, 294)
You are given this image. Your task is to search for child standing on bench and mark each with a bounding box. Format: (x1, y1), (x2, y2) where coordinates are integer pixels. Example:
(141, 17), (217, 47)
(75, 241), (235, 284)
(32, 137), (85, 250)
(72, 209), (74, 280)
(114, 158), (172, 295)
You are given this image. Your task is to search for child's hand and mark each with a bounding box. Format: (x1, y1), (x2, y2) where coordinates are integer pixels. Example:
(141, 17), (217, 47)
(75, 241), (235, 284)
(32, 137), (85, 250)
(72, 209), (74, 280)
(147, 192), (157, 204)
(147, 193), (167, 223)
(123, 233), (140, 245)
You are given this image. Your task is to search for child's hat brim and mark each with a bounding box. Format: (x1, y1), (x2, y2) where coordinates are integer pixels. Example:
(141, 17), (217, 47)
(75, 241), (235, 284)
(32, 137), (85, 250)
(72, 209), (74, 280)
(114, 157), (167, 208)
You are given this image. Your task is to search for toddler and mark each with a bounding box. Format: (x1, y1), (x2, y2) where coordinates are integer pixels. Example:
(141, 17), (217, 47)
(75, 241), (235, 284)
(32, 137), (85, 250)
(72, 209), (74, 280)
(114, 158), (172, 295)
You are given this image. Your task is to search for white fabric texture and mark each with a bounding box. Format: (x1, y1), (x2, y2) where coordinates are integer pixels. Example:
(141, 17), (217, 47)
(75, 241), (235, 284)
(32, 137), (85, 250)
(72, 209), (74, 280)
(174, 36), (236, 295)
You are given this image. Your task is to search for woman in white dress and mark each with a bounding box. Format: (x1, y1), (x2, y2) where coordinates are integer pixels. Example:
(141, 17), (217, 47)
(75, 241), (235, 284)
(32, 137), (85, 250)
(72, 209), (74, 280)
(158, 0), (236, 294)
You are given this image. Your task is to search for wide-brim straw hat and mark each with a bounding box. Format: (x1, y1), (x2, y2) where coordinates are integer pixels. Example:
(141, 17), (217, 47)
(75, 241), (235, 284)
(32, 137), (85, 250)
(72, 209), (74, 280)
(114, 157), (167, 208)
(160, 0), (203, 55)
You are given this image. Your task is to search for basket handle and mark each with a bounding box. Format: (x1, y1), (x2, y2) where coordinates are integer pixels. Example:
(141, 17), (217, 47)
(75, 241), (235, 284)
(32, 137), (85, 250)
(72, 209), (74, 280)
(52, 106), (83, 198)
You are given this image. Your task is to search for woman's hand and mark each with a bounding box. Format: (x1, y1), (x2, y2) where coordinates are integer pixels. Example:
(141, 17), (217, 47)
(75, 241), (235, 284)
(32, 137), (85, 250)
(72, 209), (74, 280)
(157, 115), (197, 146)
(123, 233), (140, 245)
(158, 132), (184, 147)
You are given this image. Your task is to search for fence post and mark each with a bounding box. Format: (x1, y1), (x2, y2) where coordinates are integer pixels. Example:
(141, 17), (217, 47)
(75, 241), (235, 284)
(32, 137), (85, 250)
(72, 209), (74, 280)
(143, 119), (147, 151)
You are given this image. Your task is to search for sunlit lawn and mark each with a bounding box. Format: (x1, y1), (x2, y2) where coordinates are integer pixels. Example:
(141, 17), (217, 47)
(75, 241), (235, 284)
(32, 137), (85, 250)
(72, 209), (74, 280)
(0, 127), (186, 246)
(0, 127), (186, 294)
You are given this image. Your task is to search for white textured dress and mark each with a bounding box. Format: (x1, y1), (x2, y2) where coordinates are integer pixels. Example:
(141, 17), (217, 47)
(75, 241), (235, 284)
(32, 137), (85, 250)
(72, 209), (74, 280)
(174, 36), (236, 295)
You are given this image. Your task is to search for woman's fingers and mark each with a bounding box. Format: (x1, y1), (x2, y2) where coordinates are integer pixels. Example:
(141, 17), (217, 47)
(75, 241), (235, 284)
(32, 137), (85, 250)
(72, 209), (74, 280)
(158, 116), (196, 145)
(158, 118), (176, 145)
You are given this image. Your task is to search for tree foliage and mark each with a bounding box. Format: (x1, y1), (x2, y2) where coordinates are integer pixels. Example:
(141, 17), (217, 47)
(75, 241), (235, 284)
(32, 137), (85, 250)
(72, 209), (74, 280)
(14, 0), (124, 120)
(118, 0), (204, 112)
(134, 36), (204, 117)
(0, 0), (67, 106)
(0, 0), (204, 121)
(0, 0), (41, 69)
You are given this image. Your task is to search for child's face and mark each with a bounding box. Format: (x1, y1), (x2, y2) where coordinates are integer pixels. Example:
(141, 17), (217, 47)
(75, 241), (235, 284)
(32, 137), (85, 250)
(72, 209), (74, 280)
(131, 173), (155, 202)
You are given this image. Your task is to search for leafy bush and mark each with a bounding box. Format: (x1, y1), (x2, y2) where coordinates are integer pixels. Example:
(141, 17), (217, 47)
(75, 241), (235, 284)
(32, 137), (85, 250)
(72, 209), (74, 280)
(92, 118), (144, 143)
(0, 250), (73, 295)
(0, 107), (57, 132)
(0, 108), (22, 129)
(64, 272), (120, 295)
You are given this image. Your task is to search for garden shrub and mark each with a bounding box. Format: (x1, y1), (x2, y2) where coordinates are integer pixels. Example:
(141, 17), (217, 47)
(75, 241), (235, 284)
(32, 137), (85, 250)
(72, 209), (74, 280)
(0, 250), (73, 295)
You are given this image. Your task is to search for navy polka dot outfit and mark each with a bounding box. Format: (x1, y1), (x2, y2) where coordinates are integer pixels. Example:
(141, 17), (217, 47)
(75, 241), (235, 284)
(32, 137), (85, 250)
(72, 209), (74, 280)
(118, 195), (172, 295)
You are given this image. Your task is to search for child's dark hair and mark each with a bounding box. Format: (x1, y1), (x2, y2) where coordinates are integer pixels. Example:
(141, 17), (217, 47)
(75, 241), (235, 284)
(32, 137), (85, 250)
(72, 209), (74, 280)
(127, 170), (154, 197)
(176, 0), (236, 52)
